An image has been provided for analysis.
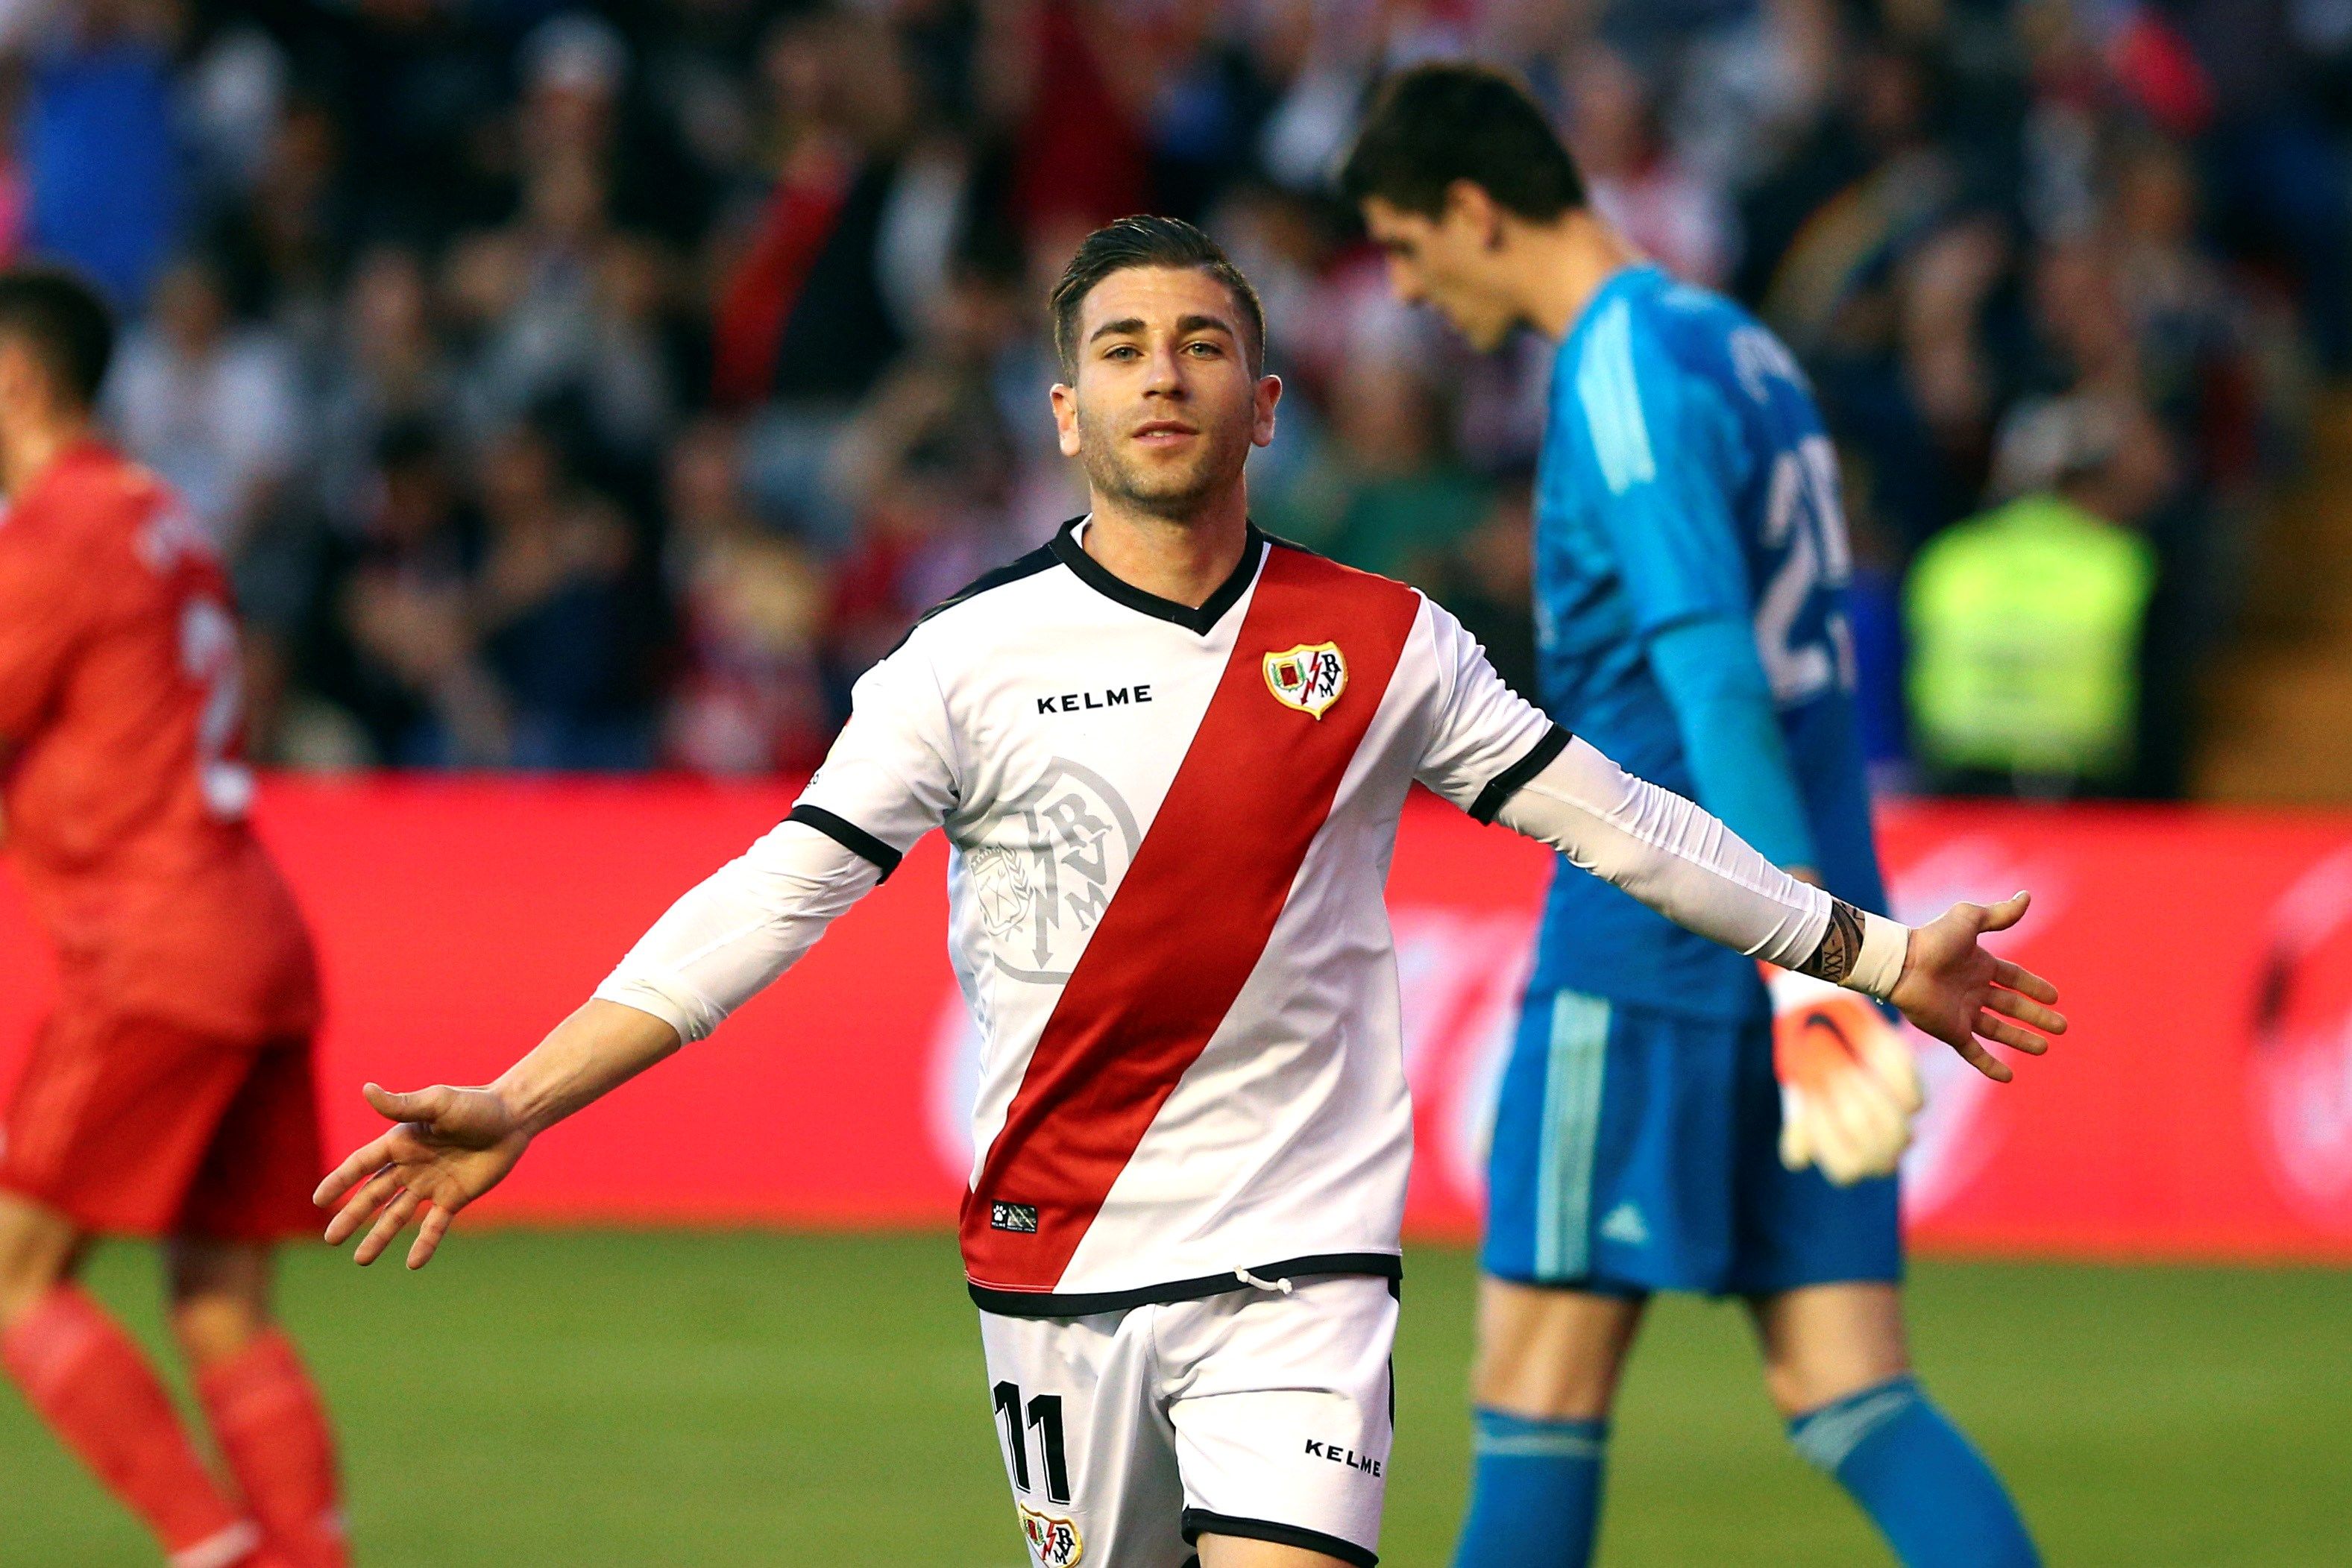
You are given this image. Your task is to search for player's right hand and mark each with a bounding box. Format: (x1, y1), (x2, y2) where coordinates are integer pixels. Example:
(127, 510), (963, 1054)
(315, 1083), (532, 1271)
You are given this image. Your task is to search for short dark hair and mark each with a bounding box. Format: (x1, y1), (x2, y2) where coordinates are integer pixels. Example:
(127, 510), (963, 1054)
(1048, 215), (1266, 379)
(0, 267), (115, 409)
(1340, 63), (1587, 223)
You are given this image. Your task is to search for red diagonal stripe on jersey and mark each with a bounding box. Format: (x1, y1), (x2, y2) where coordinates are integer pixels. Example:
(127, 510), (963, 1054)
(960, 544), (1422, 1292)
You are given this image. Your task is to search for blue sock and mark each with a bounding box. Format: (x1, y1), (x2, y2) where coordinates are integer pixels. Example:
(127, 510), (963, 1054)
(1450, 1408), (1609, 1568)
(1788, 1376), (2040, 1568)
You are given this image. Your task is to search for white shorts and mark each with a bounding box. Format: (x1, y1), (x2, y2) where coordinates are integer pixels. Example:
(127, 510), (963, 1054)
(978, 1273), (1397, 1568)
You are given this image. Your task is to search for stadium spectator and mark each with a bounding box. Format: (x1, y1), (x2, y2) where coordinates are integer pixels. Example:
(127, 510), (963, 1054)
(203, 92), (350, 339)
(309, 244), (460, 535)
(820, 336), (1028, 678)
(1905, 393), (2164, 797)
(16, 0), (180, 309)
(105, 254), (301, 558)
(471, 419), (656, 770)
(515, 10), (712, 249)
(711, 7), (925, 412)
(1259, 350), (1491, 585)
(4, 0), (2333, 794)
(1421, 480), (1541, 702)
(658, 418), (834, 777)
(2173, 0), (2352, 374)
(715, 6), (980, 547)
(327, 420), (500, 768)
(1565, 44), (1731, 288)
(443, 150), (676, 470)
(993, 0), (1152, 248)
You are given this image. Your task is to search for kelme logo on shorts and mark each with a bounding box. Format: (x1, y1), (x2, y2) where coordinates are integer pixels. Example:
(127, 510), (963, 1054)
(1263, 642), (1347, 720)
(991, 1202), (1040, 1233)
(1019, 1503), (1082, 1566)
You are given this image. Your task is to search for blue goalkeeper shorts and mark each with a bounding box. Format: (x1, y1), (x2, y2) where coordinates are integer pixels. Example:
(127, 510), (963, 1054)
(1481, 986), (1901, 1297)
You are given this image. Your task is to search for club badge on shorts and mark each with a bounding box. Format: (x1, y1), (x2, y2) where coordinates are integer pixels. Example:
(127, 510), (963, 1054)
(1018, 1503), (1084, 1566)
(1264, 642), (1347, 720)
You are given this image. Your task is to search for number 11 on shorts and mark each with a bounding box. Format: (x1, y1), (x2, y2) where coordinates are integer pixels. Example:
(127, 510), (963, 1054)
(993, 1380), (1073, 1505)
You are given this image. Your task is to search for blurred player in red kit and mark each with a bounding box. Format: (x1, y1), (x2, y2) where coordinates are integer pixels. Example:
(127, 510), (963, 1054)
(0, 269), (346, 1568)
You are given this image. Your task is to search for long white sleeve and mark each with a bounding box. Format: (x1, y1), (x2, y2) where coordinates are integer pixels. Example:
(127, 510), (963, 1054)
(591, 820), (883, 1042)
(1494, 734), (1908, 997)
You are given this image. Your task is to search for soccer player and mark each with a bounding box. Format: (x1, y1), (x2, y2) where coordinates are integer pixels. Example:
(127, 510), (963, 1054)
(316, 217), (2063, 1568)
(1342, 64), (2043, 1568)
(0, 270), (348, 1568)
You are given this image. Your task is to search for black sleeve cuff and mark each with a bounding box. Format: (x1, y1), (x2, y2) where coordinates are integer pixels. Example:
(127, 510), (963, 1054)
(1182, 1511), (1377, 1567)
(786, 804), (904, 881)
(1468, 723), (1573, 824)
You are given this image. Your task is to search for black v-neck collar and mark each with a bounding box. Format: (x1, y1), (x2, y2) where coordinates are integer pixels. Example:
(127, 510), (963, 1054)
(1048, 516), (1266, 636)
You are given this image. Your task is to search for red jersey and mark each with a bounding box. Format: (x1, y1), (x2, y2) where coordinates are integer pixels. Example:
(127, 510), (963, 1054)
(0, 441), (318, 1042)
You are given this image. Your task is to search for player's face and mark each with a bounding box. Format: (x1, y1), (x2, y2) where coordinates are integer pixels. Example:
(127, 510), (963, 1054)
(1051, 266), (1280, 522)
(1360, 196), (1522, 353)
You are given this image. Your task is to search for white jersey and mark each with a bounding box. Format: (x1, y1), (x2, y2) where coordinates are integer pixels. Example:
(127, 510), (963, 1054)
(799, 520), (1554, 1312)
(594, 519), (1902, 1317)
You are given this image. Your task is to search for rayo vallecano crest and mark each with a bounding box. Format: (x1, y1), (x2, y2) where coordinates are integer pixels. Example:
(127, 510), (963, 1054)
(1018, 1503), (1083, 1566)
(1263, 642), (1347, 719)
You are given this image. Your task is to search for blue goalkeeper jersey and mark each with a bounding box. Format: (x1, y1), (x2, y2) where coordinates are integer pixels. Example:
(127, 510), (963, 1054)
(1528, 264), (1887, 1021)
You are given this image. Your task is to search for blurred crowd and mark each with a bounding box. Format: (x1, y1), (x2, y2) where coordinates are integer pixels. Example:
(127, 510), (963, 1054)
(3, 0), (2347, 793)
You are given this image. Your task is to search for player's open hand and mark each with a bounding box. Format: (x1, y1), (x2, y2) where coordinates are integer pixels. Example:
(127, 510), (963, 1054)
(315, 1083), (531, 1270)
(1888, 892), (2066, 1083)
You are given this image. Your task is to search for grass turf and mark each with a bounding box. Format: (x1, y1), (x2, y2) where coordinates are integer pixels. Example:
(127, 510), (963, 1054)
(2, 1232), (2345, 1566)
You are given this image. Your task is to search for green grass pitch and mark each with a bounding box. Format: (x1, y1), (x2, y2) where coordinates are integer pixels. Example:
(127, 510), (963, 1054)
(4, 1231), (2345, 1566)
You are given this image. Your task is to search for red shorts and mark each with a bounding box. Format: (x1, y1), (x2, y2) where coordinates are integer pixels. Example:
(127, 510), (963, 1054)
(0, 1012), (323, 1241)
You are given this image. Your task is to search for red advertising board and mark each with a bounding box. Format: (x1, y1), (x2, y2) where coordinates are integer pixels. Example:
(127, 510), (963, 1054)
(2, 778), (2349, 1261)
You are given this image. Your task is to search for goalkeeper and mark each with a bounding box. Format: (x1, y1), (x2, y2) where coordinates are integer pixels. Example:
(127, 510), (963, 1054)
(1342, 65), (2040, 1568)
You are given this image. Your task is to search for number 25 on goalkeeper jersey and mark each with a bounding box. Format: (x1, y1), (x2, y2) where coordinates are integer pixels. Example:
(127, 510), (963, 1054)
(1529, 263), (1888, 1023)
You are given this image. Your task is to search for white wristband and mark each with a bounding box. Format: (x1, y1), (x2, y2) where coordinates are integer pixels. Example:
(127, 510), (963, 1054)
(1846, 913), (1910, 1001)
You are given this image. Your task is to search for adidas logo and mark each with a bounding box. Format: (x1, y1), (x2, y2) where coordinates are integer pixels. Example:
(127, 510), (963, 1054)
(1600, 1203), (1650, 1247)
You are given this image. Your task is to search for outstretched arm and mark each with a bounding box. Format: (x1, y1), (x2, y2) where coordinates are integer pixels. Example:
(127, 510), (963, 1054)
(319, 631), (955, 1270)
(315, 999), (681, 1268)
(1494, 734), (2064, 1080)
(315, 821), (886, 1268)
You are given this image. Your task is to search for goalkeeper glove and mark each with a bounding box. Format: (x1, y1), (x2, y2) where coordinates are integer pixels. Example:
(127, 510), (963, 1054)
(1768, 968), (1925, 1186)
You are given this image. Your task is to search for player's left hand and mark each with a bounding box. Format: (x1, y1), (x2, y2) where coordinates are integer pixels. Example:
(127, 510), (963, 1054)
(1887, 892), (2066, 1083)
